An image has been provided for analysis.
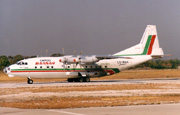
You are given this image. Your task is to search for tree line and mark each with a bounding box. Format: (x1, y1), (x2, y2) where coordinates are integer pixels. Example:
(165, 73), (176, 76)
(135, 59), (180, 69)
(0, 54), (180, 70)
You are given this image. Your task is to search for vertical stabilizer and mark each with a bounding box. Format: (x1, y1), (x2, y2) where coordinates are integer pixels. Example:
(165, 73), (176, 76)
(114, 25), (164, 57)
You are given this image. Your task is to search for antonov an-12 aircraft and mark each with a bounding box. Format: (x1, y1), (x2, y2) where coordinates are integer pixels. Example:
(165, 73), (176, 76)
(3, 25), (164, 84)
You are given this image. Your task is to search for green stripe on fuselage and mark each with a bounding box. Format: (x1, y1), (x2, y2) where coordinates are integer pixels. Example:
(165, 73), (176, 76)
(111, 68), (120, 73)
(11, 68), (120, 73)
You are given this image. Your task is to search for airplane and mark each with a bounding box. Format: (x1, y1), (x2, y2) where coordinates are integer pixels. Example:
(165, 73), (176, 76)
(3, 25), (164, 84)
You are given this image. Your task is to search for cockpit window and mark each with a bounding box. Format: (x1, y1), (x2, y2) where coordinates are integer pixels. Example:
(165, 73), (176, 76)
(16, 61), (28, 65)
(17, 62), (21, 65)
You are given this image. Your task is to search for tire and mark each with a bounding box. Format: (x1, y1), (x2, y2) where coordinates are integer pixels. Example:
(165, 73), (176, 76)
(83, 77), (90, 82)
(68, 78), (73, 82)
(27, 79), (33, 84)
(74, 78), (79, 82)
(79, 77), (84, 82)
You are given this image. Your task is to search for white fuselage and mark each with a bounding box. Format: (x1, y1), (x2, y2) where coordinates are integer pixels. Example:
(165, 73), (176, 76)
(5, 55), (153, 79)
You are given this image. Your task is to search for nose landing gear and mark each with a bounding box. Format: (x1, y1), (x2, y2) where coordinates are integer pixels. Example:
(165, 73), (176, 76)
(27, 77), (33, 84)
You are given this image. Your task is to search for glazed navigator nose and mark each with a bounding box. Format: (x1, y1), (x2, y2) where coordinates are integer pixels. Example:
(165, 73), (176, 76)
(3, 67), (7, 74)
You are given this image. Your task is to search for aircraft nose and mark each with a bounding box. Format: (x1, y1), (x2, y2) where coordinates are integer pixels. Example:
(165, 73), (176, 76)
(3, 67), (7, 74)
(3, 67), (10, 74)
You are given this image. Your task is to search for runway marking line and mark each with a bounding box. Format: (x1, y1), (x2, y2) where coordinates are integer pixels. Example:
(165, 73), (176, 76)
(47, 110), (85, 115)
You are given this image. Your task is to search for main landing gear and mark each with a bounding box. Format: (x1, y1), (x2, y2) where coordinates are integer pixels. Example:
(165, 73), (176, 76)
(67, 77), (90, 82)
(27, 77), (33, 84)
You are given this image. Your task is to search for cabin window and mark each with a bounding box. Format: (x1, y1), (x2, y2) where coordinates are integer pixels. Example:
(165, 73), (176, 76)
(85, 66), (87, 68)
(68, 66), (70, 68)
(90, 66), (93, 68)
(40, 66), (42, 68)
(25, 62), (28, 65)
(35, 66), (37, 69)
(22, 62), (24, 65)
(47, 66), (49, 68)
(51, 66), (53, 68)
(105, 66), (107, 68)
(95, 66), (98, 68)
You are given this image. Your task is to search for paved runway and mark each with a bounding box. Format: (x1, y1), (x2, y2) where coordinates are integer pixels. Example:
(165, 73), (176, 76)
(1, 78), (180, 115)
(1, 78), (180, 88)
(1, 103), (180, 115)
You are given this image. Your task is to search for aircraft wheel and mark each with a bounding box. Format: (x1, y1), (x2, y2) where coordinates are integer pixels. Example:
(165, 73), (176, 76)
(83, 77), (90, 82)
(74, 78), (79, 82)
(27, 79), (33, 84)
(67, 78), (73, 82)
(79, 77), (84, 82)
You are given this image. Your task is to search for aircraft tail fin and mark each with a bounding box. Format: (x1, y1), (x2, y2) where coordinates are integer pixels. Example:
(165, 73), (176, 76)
(114, 25), (164, 58)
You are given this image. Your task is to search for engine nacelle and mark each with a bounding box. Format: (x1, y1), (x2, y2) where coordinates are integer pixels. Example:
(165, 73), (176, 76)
(80, 56), (99, 64)
(59, 56), (79, 64)
(59, 56), (99, 64)
(59, 57), (66, 63)
(66, 57), (80, 63)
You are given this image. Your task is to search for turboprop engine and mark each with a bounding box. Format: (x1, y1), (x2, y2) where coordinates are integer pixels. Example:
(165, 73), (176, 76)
(80, 56), (99, 64)
(66, 57), (80, 63)
(59, 56), (99, 64)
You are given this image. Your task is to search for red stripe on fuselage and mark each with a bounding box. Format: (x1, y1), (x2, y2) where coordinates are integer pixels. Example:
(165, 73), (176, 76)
(147, 35), (156, 55)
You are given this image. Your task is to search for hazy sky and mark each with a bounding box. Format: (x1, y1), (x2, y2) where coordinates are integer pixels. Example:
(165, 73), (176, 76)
(0, 0), (180, 58)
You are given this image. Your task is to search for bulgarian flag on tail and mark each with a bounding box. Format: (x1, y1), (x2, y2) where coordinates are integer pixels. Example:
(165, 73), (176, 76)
(143, 35), (156, 55)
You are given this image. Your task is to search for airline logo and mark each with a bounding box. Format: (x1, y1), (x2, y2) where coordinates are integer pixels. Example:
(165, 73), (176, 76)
(35, 62), (55, 65)
(35, 59), (55, 65)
